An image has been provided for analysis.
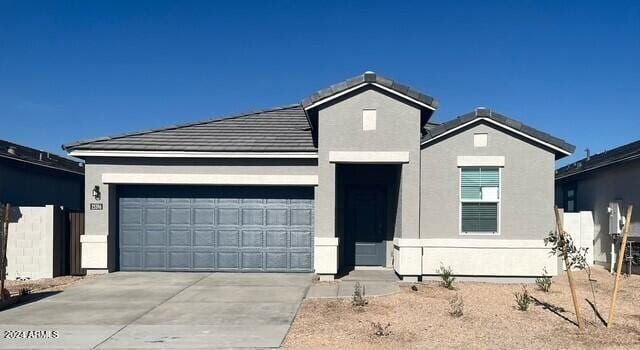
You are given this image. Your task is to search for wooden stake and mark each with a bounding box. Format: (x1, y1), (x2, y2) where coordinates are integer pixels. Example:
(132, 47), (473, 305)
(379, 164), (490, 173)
(554, 206), (585, 330)
(607, 205), (633, 328)
(0, 203), (9, 301)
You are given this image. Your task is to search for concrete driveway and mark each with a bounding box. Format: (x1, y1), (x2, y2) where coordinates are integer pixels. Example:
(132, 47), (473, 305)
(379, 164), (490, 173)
(0, 272), (311, 349)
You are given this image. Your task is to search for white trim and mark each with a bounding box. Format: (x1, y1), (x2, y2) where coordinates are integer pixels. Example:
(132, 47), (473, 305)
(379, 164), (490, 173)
(101, 173), (319, 186)
(392, 238), (422, 247)
(80, 235), (108, 243)
(419, 238), (549, 249)
(314, 237), (339, 246)
(329, 151), (410, 163)
(69, 150), (319, 159)
(457, 156), (505, 167)
(421, 117), (572, 156)
(303, 82), (436, 111)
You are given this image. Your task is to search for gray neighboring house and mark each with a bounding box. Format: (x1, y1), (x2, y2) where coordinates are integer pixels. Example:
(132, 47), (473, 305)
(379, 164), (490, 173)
(63, 72), (574, 280)
(0, 139), (84, 210)
(556, 139), (640, 270)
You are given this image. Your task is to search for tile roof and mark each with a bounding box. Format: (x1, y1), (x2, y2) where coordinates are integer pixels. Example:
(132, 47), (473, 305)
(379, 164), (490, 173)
(0, 139), (84, 175)
(556, 139), (640, 179)
(421, 107), (575, 156)
(302, 71), (438, 110)
(63, 105), (317, 152)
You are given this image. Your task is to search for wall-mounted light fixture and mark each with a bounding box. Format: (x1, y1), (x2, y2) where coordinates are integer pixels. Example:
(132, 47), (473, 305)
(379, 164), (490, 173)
(92, 185), (101, 200)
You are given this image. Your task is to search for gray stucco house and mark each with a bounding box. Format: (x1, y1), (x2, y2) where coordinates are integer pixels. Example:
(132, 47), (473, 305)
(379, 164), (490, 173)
(63, 72), (574, 281)
(556, 139), (640, 271)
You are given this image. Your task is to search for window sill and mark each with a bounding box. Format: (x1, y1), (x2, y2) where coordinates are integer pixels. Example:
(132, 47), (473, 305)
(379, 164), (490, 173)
(459, 232), (500, 236)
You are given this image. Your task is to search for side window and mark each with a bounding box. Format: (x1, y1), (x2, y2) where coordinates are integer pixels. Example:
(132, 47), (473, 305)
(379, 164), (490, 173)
(564, 185), (577, 212)
(460, 167), (500, 235)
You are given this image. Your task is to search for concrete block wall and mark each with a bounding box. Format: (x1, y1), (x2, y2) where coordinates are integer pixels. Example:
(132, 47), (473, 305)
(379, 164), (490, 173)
(5, 205), (55, 280)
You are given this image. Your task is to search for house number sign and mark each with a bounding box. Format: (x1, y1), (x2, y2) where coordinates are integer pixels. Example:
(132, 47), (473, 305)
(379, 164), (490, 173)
(90, 203), (103, 210)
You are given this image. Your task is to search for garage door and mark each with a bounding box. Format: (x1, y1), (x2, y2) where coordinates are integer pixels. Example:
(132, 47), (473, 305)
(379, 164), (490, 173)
(118, 186), (314, 272)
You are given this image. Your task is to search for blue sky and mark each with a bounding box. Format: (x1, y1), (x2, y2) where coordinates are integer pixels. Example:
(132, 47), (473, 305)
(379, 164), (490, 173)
(1, 1), (638, 166)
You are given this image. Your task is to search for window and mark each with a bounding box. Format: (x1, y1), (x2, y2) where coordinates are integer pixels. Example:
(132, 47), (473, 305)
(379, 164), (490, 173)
(563, 184), (577, 212)
(474, 133), (488, 147)
(460, 167), (500, 234)
(362, 109), (376, 130)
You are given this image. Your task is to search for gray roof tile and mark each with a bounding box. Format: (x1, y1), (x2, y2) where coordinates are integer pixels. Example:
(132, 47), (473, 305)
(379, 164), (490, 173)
(421, 108), (575, 157)
(301, 71), (438, 109)
(556, 139), (640, 179)
(63, 105), (317, 153)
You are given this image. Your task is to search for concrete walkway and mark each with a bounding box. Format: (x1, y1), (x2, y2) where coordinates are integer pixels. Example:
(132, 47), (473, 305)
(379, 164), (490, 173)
(306, 269), (401, 298)
(0, 272), (311, 349)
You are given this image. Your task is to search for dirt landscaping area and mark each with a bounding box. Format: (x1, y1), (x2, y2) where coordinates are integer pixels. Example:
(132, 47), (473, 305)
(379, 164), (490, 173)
(284, 267), (640, 349)
(4, 275), (95, 296)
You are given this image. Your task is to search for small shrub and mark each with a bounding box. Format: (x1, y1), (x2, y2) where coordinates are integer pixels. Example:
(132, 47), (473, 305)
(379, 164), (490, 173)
(449, 294), (464, 317)
(535, 268), (552, 292)
(410, 285), (418, 292)
(437, 264), (456, 290)
(514, 286), (532, 311)
(371, 322), (391, 337)
(352, 281), (368, 308)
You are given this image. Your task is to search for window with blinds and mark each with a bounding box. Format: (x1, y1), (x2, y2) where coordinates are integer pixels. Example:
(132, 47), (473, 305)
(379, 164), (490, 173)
(460, 167), (500, 234)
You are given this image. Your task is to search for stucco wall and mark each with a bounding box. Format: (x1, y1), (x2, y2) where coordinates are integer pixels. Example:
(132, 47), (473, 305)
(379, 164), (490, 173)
(316, 88), (422, 242)
(557, 159), (640, 266)
(420, 122), (556, 240)
(82, 157), (318, 271)
(0, 158), (83, 210)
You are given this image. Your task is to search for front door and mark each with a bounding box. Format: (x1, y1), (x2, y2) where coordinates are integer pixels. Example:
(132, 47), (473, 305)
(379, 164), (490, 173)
(344, 185), (386, 267)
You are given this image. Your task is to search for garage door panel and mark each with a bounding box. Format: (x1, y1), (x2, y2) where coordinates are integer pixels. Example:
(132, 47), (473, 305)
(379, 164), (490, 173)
(168, 251), (192, 269)
(241, 252), (263, 269)
(265, 252), (287, 270)
(121, 208), (143, 225)
(193, 208), (215, 225)
(169, 229), (191, 246)
(119, 186), (313, 272)
(218, 252), (240, 269)
(290, 231), (312, 248)
(266, 209), (288, 226)
(145, 229), (167, 246)
(217, 208), (240, 225)
(291, 209), (313, 226)
(170, 208), (191, 225)
(194, 251), (215, 269)
(290, 252), (312, 270)
(266, 231), (287, 248)
(121, 229), (142, 246)
(144, 250), (166, 269)
(218, 230), (239, 248)
(194, 230), (215, 246)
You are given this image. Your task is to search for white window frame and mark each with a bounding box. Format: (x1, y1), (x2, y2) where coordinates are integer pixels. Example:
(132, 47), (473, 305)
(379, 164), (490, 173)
(458, 167), (502, 236)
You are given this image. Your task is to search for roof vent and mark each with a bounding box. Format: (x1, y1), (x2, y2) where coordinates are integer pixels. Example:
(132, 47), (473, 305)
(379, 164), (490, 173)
(363, 71), (376, 82)
(7, 146), (16, 155)
(475, 107), (491, 117)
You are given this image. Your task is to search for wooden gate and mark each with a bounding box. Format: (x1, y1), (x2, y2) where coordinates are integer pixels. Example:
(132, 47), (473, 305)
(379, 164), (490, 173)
(67, 211), (85, 275)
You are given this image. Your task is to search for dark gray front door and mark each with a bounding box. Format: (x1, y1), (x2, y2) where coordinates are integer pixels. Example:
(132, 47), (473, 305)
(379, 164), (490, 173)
(344, 185), (386, 266)
(118, 185), (314, 272)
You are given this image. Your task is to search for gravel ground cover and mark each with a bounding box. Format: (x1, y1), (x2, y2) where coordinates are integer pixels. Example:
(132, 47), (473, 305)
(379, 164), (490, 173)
(284, 266), (640, 349)
(4, 275), (95, 296)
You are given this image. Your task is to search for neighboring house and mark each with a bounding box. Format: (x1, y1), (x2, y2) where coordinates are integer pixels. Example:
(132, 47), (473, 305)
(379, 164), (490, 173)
(556, 139), (640, 270)
(0, 139), (84, 209)
(0, 139), (85, 279)
(62, 72), (574, 281)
